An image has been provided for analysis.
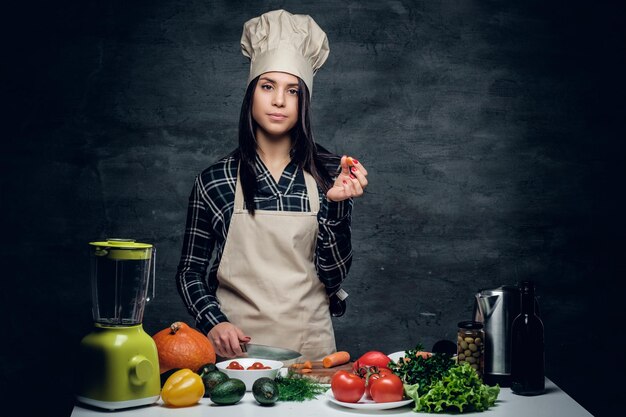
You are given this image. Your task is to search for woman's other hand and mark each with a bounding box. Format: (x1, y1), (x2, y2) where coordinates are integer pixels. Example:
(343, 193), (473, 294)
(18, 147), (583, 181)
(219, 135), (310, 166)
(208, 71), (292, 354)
(208, 322), (251, 358)
(326, 155), (369, 202)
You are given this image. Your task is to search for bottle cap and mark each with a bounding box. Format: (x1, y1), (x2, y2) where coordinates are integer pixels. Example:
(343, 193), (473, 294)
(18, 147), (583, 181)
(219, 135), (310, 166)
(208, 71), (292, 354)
(519, 280), (536, 294)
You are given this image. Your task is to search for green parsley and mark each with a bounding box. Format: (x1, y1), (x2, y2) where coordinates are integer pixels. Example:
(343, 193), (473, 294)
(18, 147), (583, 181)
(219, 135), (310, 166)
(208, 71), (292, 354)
(388, 344), (455, 395)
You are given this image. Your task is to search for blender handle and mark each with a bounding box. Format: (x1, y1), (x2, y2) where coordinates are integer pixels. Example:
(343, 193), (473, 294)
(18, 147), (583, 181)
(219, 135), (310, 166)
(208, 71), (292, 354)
(147, 247), (156, 302)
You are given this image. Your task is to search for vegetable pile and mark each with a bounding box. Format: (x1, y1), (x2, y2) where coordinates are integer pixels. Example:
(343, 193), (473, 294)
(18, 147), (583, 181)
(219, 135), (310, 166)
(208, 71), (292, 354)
(389, 345), (500, 413)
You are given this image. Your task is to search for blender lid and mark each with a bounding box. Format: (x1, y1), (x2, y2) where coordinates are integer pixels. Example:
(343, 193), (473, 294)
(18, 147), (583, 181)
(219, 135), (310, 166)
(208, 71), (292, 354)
(89, 239), (153, 260)
(89, 238), (153, 249)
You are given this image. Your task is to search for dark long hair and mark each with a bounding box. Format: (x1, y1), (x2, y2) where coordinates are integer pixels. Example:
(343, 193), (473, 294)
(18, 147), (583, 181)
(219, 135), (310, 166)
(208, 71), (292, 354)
(233, 75), (339, 214)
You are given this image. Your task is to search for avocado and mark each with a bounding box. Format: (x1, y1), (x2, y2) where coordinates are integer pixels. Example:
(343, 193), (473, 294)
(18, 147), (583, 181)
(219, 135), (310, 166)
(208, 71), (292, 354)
(197, 363), (217, 375)
(210, 378), (246, 405)
(200, 370), (229, 397)
(252, 377), (279, 405)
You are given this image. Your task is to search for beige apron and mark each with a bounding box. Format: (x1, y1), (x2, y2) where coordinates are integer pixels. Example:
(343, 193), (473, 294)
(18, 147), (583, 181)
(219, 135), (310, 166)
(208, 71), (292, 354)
(216, 168), (336, 361)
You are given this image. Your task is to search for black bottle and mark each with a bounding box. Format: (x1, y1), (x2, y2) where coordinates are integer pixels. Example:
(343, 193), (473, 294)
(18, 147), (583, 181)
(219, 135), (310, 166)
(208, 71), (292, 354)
(510, 280), (545, 395)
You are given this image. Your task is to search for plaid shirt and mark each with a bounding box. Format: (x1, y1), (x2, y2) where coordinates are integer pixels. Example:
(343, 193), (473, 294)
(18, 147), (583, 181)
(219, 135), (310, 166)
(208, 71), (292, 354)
(176, 152), (353, 335)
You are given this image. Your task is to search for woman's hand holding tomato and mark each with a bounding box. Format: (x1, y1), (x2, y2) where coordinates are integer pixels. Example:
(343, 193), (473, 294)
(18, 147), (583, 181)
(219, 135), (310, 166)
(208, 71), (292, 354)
(331, 370), (366, 403)
(326, 156), (369, 202)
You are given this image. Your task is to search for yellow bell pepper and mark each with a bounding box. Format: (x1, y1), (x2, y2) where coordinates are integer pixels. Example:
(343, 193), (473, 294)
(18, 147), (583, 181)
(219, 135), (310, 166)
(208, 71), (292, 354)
(161, 368), (205, 407)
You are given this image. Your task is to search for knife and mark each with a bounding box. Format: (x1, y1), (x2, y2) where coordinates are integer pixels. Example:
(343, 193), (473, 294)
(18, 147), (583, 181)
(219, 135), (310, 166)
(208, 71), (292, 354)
(238, 343), (302, 361)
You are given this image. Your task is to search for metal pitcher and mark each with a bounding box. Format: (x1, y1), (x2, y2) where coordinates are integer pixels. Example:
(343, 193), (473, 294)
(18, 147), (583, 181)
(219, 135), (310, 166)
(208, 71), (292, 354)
(474, 285), (530, 386)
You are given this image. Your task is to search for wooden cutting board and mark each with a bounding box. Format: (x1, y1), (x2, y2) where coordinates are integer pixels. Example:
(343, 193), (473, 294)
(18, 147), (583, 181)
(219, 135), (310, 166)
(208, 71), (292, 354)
(289, 361), (354, 383)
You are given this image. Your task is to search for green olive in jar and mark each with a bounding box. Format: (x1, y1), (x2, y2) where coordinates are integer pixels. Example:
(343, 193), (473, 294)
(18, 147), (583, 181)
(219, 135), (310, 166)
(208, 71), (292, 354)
(457, 321), (485, 377)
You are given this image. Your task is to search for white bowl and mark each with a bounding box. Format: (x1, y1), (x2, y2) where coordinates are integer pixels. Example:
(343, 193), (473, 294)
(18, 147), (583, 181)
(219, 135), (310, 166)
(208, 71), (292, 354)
(216, 358), (283, 391)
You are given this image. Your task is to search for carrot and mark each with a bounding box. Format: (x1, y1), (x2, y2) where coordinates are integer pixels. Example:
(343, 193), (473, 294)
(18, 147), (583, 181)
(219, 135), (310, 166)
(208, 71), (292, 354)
(398, 352), (431, 364)
(291, 361), (314, 369)
(346, 156), (355, 166)
(322, 351), (350, 368)
(300, 368), (313, 373)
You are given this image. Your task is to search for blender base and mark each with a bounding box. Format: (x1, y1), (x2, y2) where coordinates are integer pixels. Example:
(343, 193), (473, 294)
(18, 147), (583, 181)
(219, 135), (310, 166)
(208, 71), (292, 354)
(77, 395), (160, 410)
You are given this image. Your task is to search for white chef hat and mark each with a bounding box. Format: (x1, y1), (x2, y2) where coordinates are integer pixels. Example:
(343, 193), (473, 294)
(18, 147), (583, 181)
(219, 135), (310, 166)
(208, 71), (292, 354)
(240, 9), (330, 94)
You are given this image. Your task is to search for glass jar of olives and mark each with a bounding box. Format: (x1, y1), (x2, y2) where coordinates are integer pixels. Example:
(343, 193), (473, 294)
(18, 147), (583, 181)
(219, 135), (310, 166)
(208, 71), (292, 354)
(457, 321), (485, 378)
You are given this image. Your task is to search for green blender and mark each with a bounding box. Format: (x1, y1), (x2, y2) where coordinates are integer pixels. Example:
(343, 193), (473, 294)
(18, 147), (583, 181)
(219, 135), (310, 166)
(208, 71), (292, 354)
(76, 239), (160, 410)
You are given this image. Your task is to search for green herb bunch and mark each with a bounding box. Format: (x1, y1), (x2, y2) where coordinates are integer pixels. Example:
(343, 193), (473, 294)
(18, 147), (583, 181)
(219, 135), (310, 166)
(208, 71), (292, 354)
(388, 344), (455, 396)
(274, 370), (327, 402)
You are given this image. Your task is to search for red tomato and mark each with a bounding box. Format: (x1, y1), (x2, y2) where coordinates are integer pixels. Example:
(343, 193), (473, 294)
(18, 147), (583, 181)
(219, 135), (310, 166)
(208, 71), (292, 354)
(364, 367), (394, 399)
(226, 361), (244, 370)
(331, 370), (366, 403)
(365, 373), (380, 399)
(352, 351), (392, 372)
(370, 373), (404, 403)
(246, 361), (265, 370)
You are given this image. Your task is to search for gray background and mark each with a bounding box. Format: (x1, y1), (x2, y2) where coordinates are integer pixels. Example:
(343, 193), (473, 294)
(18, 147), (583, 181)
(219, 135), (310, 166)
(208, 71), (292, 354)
(3, 0), (624, 416)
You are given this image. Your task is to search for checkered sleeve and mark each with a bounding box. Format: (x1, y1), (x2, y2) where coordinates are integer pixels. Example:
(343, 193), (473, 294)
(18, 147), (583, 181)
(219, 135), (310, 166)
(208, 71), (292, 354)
(175, 175), (228, 335)
(316, 196), (354, 295)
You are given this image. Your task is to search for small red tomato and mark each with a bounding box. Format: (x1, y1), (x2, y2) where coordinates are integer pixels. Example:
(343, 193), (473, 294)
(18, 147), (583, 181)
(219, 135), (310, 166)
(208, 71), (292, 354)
(246, 361), (266, 370)
(226, 361), (244, 370)
(370, 373), (404, 403)
(331, 370), (366, 403)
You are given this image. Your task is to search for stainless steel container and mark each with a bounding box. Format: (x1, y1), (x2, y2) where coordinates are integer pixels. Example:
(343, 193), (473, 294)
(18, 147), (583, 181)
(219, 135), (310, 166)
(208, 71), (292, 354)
(473, 285), (521, 386)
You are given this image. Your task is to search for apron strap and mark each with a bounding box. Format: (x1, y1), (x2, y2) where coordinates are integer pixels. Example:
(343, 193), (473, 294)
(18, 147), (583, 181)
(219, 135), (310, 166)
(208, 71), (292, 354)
(234, 166), (245, 213)
(234, 163), (320, 214)
(303, 171), (320, 214)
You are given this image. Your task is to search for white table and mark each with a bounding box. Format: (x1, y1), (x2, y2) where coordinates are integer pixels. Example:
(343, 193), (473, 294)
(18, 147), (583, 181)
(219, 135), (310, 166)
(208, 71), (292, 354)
(71, 378), (592, 416)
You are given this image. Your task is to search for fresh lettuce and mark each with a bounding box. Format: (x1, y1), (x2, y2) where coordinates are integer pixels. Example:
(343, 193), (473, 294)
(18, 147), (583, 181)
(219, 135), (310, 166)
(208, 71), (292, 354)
(403, 363), (500, 413)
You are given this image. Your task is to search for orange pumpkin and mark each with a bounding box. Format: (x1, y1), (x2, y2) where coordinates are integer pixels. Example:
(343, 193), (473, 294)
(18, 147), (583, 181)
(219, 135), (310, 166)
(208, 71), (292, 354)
(153, 321), (216, 373)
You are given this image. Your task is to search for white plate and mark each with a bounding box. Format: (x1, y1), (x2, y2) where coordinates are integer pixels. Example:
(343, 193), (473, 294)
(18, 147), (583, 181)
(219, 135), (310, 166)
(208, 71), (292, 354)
(388, 350), (456, 364)
(388, 351), (407, 363)
(325, 389), (413, 410)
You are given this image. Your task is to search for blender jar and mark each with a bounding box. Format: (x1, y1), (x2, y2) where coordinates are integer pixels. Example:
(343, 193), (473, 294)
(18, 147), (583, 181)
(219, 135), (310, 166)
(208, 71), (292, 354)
(89, 239), (155, 326)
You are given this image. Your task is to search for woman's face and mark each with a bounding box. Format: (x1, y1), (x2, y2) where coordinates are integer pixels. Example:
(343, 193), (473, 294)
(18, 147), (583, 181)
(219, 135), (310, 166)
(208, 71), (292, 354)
(252, 71), (300, 139)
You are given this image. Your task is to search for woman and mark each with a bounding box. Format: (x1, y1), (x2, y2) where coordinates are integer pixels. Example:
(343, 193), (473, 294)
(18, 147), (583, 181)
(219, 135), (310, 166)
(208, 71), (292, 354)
(175, 10), (369, 361)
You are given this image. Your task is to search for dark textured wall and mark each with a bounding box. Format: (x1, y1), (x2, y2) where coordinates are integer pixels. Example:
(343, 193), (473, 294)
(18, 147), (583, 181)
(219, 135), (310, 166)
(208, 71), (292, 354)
(3, 1), (625, 416)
